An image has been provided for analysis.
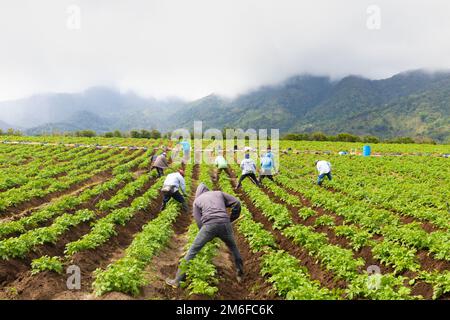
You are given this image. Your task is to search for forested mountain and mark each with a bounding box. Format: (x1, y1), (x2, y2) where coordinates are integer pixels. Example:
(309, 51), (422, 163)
(172, 70), (450, 142)
(0, 70), (449, 141)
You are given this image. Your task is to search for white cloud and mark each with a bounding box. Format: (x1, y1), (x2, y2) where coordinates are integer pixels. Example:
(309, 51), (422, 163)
(1, 0), (450, 101)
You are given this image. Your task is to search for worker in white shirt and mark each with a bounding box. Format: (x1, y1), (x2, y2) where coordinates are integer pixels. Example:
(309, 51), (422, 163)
(160, 169), (188, 212)
(236, 153), (260, 189)
(315, 160), (332, 186)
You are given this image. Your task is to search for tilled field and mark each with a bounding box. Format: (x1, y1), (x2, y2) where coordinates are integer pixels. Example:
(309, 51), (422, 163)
(0, 141), (449, 300)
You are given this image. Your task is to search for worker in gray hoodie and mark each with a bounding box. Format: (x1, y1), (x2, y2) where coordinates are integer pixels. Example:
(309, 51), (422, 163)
(165, 183), (244, 288)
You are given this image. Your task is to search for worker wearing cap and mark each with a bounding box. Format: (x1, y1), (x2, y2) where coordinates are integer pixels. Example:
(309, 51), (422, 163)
(160, 169), (188, 212)
(151, 152), (169, 177)
(315, 160), (332, 186)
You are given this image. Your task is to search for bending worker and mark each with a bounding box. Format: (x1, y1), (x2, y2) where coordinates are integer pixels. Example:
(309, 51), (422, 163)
(315, 160), (332, 186)
(151, 152), (169, 177)
(214, 153), (228, 181)
(166, 183), (244, 288)
(236, 153), (259, 189)
(259, 147), (275, 184)
(160, 169), (188, 212)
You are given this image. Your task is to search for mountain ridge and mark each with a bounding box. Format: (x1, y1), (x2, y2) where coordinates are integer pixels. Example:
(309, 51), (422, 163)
(0, 70), (449, 142)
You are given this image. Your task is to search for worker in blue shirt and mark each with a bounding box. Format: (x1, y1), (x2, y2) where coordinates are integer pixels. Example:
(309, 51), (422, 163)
(178, 138), (191, 163)
(259, 147), (275, 183)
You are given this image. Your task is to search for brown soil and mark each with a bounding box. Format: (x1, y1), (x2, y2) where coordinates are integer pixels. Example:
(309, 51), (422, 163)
(0, 220), (93, 298)
(214, 231), (276, 300)
(410, 280), (434, 299)
(138, 211), (192, 300)
(416, 250), (450, 272)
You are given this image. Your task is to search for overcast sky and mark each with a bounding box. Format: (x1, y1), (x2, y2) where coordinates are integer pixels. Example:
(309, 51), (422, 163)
(1, 0), (450, 101)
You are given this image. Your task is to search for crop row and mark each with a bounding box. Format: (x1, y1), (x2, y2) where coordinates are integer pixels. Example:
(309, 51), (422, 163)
(0, 148), (124, 212)
(180, 164), (220, 297)
(227, 161), (419, 299)
(0, 209), (95, 259)
(277, 168), (450, 263)
(283, 154), (449, 230)
(91, 164), (192, 296)
(217, 172), (340, 300)
(0, 146), (94, 190)
(0, 148), (154, 238)
(64, 174), (164, 256)
(0, 173), (133, 239)
(266, 170), (450, 298)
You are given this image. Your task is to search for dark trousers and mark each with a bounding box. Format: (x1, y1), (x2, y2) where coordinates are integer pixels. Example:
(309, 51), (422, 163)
(161, 190), (188, 212)
(237, 172), (259, 188)
(317, 172), (332, 185)
(175, 222), (243, 282)
(152, 166), (164, 177)
(259, 174), (274, 183)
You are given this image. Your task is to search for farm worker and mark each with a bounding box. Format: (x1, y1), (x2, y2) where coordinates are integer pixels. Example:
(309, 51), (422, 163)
(165, 183), (244, 288)
(178, 138), (191, 163)
(150, 153), (158, 164)
(315, 160), (332, 186)
(259, 147), (275, 183)
(236, 153), (259, 189)
(214, 154), (228, 179)
(151, 152), (169, 177)
(160, 169), (188, 212)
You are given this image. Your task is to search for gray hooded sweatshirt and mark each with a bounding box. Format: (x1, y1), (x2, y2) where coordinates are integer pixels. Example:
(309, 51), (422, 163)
(192, 183), (241, 228)
(152, 154), (169, 169)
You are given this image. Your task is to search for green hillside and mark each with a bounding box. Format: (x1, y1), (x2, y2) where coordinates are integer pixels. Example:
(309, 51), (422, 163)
(172, 70), (450, 142)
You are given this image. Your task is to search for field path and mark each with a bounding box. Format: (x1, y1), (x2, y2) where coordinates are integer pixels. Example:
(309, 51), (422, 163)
(139, 164), (199, 299)
(210, 168), (274, 300)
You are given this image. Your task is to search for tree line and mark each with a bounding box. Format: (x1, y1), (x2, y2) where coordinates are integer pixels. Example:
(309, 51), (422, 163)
(9, 129), (163, 139)
(70, 129), (162, 139)
(0, 127), (440, 144)
(0, 129), (23, 136)
(282, 132), (438, 144)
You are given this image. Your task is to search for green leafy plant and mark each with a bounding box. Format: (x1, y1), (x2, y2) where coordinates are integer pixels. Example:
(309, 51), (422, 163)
(314, 215), (335, 227)
(31, 255), (63, 275)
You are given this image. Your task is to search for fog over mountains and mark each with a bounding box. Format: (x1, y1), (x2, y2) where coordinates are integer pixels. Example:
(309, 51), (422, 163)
(1, 70), (449, 142)
(0, 87), (185, 134)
